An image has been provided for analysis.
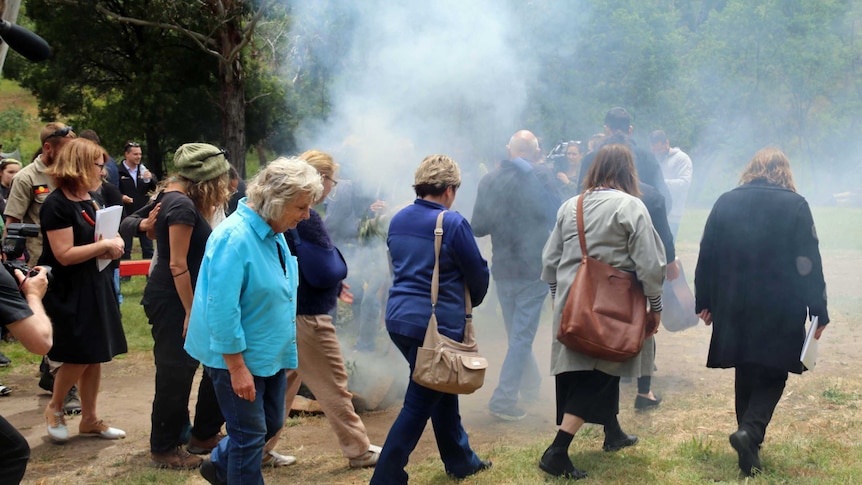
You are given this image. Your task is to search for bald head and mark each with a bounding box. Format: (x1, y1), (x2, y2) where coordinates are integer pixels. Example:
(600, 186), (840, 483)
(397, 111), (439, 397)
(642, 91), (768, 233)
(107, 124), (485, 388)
(507, 130), (540, 162)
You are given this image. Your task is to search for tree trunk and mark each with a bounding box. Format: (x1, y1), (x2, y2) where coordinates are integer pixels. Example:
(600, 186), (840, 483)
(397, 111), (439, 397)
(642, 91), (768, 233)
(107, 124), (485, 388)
(218, 10), (247, 178)
(146, 130), (164, 180)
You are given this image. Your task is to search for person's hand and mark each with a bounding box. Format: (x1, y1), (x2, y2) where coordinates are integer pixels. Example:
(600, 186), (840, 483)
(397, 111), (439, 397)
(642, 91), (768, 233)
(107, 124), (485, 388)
(666, 258), (681, 281)
(370, 200), (387, 213)
(140, 202), (161, 239)
(815, 324), (826, 340)
(142, 170), (153, 183)
(229, 365), (256, 402)
(647, 311), (661, 335)
(122, 195), (133, 204)
(100, 235), (125, 260)
(15, 267), (49, 299)
(338, 282), (354, 304)
(556, 172), (570, 185)
(698, 309), (713, 325)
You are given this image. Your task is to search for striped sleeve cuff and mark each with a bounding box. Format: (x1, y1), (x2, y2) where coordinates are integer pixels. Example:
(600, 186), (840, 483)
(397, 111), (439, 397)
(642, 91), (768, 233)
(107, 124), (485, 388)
(648, 295), (663, 313)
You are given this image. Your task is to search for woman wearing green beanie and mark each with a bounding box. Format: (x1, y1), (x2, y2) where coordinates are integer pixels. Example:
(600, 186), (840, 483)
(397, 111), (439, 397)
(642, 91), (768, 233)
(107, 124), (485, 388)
(142, 143), (232, 469)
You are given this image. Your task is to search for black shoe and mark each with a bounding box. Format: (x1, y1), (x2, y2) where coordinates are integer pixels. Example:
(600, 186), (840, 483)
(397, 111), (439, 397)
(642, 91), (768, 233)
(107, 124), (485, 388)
(635, 393), (662, 411)
(200, 458), (226, 485)
(603, 433), (639, 452)
(538, 447), (587, 479)
(447, 459), (491, 479)
(729, 429), (761, 476)
(39, 368), (55, 393)
(0, 351), (11, 367)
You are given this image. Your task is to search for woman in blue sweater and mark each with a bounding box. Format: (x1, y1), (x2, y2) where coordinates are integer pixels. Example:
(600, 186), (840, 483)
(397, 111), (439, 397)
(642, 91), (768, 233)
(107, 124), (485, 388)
(263, 150), (381, 469)
(370, 155), (491, 485)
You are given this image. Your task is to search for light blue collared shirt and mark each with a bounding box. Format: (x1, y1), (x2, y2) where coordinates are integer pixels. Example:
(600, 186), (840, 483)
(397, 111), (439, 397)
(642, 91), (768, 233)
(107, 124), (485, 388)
(184, 198), (298, 377)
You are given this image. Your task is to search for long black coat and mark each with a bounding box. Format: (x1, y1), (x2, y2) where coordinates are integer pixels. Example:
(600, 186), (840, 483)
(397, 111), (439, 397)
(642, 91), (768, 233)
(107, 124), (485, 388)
(695, 181), (829, 374)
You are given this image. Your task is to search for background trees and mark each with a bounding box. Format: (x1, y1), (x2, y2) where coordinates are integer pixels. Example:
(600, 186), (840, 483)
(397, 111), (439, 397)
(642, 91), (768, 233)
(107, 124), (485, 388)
(4, 0), (862, 205)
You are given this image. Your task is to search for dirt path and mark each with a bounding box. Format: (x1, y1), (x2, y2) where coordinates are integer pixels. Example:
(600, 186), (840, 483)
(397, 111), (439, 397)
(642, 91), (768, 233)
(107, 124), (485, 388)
(3, 251), (860, 484)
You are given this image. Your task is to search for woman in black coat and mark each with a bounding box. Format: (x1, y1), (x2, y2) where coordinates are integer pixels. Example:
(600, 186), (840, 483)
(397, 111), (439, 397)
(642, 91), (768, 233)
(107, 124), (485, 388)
(695, 148), (829, 477)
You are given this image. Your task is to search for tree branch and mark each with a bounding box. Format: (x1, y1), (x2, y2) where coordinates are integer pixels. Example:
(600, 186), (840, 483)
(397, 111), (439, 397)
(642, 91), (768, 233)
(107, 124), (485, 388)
(92, 4), (226, 62)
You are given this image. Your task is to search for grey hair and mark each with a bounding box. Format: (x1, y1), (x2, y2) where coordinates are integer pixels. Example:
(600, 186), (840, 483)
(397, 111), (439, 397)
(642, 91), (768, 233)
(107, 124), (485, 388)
(246, 156), (323, 222)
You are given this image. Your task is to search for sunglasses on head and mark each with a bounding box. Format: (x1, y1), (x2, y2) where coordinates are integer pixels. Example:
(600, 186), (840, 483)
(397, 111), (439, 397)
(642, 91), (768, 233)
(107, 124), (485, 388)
(44, 126), (73, 141)
(124, 142), (141, 151)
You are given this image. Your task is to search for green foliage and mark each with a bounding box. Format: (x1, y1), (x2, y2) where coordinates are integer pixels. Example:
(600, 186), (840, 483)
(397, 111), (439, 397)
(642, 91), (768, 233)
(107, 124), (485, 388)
(6, 0), (862, 205)
(0, 108), (33, 154)
(677, 435), (715, 462)
(822, 386), (857, 406)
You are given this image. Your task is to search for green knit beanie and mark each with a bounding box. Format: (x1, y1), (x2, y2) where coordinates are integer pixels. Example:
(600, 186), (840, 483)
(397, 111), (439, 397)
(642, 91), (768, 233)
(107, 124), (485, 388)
(174, 143), (230, 182)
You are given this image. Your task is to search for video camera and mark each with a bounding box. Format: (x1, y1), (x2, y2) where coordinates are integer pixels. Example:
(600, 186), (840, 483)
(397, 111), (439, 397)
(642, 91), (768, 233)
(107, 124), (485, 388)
(2, 223), (51, 283)
(546, 140), (581, 174)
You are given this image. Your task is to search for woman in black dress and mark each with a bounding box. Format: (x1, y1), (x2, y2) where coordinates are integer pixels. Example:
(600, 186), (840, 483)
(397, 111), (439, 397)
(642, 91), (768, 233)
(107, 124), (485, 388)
(40, 138), (128, 443)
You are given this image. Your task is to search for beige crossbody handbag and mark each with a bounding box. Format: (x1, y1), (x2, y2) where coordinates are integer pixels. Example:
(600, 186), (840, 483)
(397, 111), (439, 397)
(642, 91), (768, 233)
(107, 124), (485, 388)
(411, 211), (488, 394)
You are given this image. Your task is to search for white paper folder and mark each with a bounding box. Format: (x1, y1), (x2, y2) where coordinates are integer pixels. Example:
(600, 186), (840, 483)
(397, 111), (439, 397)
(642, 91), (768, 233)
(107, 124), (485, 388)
(801, 316), (819, 371)
(94, 205), (123, 272)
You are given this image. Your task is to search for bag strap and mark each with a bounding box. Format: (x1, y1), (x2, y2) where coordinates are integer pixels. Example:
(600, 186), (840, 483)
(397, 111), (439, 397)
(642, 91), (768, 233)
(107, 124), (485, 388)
(576, 193), (588, 262)
(431, 210), (476, 344)
(431, 211), (445, 307)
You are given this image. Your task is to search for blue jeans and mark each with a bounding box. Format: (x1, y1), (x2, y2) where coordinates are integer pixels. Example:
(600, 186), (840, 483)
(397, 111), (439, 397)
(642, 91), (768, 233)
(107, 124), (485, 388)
(369, 333), (482, 485)
(206, 367), (286, 485)
(113, 268), (123, 304)
(489, 278), (547, 412)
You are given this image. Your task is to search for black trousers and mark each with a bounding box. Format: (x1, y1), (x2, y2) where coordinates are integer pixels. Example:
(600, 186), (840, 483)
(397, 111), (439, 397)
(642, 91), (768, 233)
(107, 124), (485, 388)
(145, 291), (224, 453)
(734, 363), (788, 447)
(0, 415), (29, 485)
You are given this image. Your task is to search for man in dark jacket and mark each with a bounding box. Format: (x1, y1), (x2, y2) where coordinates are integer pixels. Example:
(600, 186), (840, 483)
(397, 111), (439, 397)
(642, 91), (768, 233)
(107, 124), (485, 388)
(117, 141), (157, 260)
(578, 107), (672, 214)
(471, 129), (558, 421)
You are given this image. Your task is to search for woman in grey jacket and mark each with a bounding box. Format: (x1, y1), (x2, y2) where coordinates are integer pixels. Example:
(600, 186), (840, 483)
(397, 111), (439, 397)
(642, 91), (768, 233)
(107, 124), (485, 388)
(539, 144), (666, 479)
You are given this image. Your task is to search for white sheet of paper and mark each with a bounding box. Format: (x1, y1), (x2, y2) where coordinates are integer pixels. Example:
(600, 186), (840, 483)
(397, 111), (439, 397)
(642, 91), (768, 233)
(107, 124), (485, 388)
(801, 316), (819, 371)
(94, 205), (123, 272)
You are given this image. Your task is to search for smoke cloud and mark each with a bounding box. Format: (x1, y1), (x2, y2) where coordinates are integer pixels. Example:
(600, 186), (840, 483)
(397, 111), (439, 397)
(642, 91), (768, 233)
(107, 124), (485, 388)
(288, 0), (536, 211)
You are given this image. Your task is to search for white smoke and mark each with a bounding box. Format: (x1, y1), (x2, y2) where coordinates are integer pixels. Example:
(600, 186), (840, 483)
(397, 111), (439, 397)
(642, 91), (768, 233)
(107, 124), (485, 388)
(288, 0), (536, 210)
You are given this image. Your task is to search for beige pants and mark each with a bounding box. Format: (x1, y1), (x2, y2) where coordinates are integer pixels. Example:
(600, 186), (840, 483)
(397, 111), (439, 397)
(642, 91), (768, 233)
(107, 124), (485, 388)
(264, 314), (371, 459)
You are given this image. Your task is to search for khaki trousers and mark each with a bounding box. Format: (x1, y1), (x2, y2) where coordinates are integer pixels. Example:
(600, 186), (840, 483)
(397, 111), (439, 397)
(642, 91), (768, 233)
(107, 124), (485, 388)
(264, 314), (370, 459)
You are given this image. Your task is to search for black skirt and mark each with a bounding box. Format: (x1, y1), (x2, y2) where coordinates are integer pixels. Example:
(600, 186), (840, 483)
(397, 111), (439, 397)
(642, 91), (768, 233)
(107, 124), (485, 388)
(555, 370), (620, 426)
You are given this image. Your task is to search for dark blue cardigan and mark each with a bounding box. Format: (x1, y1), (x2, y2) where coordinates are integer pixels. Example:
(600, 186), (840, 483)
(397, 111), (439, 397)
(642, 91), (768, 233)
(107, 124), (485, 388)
(385, 199), (489, 341)
(285, 209), (342, 315)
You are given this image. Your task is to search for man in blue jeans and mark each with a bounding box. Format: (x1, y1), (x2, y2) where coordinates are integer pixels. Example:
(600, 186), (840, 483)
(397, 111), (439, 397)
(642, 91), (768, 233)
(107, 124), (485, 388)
(471, 130), (560, 421)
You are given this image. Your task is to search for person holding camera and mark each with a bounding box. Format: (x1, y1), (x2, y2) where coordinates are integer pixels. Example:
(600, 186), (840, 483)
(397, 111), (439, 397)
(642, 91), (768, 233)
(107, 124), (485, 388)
(0, 264), (53, 483)
(39, 138), (128, 443)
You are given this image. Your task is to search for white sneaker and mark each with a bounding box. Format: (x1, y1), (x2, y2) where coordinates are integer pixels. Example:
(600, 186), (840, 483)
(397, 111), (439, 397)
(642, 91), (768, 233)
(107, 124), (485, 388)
(45, 409), (68, 442)
(348, 444), (381, 468)
(261, 450), (297, 467)
(79, 420), (126, 439)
